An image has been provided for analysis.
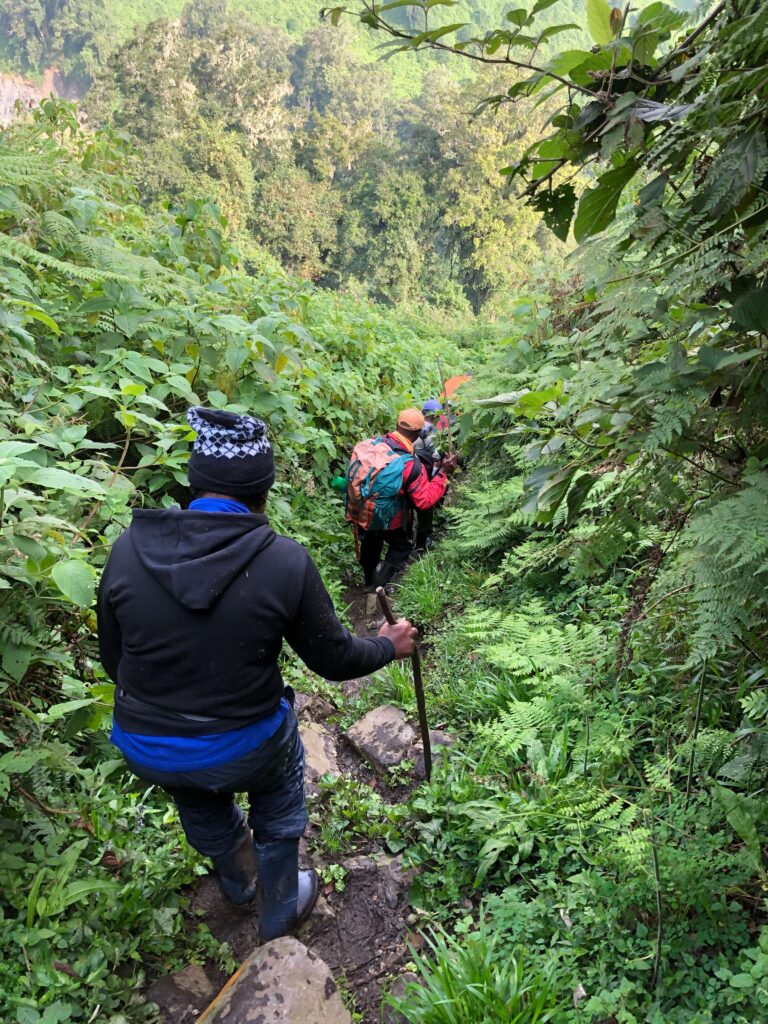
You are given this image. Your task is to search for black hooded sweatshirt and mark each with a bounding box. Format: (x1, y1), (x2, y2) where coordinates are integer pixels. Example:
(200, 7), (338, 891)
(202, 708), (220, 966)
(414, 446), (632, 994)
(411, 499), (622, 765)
(97, 509), (394, 736)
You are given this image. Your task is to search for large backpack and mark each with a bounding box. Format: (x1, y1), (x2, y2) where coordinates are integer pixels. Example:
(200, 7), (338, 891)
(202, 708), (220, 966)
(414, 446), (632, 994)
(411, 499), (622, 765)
(345, 437), (413, 531)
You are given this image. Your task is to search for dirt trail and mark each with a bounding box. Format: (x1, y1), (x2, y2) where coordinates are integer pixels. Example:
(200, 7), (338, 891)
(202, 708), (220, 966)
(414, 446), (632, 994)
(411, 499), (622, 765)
(154, 575), (420, 1024)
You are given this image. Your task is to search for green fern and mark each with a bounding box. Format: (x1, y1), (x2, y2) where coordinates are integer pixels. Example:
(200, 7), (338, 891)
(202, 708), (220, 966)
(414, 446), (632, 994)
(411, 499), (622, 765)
(684, 472), (768, 661)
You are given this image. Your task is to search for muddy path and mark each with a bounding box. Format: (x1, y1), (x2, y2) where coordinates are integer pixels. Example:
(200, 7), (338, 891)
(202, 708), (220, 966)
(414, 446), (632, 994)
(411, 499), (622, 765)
(151, 570), (424, 1024)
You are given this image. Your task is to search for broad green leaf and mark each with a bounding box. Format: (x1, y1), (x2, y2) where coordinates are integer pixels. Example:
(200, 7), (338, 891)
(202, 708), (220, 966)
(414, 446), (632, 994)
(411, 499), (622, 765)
(522, 464), (561, 515)
(226, 344), (248, 373)
(574, 161), (638, 242)
(0, 748), (46, 773)
(2, 643), (33, 683)
(55, 879), (118, 912)
(475, 834), (519, 886)
(698, 346), (763, 371)
(537, 23), (581, 44)
(0, 440), (39, 459)
(566, 473), (597, 523)
(587, 0), (613, 45)
(531, 184), (577, 241)
(411, 22), (467, 46)
(536, 468), (576, 522)
(731, 284), (768, 333)
(632, 27), (659, 65)
(378, 0), (423, 10)
(637, 1), (689, 34)
(43, 698), (98, 722)
(729, 974), (755, 989)
(114, 310), (144, 338)
(12, 301), (61, 335)
(506, 8), (530, 27)
(27, 467), (105, 495)
(51, 559), (95, 608)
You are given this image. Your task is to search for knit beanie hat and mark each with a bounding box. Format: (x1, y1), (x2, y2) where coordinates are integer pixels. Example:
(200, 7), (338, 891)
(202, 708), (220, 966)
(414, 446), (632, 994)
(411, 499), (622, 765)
(186, 407), (275, 497)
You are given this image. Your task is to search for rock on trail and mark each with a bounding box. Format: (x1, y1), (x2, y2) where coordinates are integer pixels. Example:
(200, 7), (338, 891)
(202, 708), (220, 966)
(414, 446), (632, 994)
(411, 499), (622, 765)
(345, 704), (416, 771)
(300, 721), (340, 789)
(197, 936), (352, 1024)
(146, 964), (214, 1023)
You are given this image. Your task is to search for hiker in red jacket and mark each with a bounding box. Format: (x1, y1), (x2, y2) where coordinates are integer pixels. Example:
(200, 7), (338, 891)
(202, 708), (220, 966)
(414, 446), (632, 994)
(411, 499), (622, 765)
(347, 408), (457, 588)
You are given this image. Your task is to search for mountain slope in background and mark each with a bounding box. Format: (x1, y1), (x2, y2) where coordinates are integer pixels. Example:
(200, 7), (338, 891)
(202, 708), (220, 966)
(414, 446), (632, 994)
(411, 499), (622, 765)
(0, 0), (601, 94)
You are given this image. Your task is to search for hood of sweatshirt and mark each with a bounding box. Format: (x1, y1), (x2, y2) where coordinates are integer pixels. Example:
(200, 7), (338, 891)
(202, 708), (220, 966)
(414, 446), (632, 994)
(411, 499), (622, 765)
(128, 508), (277, 610)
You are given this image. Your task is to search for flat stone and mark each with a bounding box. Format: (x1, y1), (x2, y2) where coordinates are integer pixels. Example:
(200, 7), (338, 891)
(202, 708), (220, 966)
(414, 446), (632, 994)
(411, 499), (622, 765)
(197, 936), (352, 1024)
(345, 705), (416, 771)
(295, 691), (335, 721)
(294, 691), (312, 716)
(412, 728), (456, 778)
(300, 722), (339, 789)
(383, 972), (419, 1024)
(147, 964), (214, 1022)
(376, 853), (415, 910)
(428, 729), (455, 748)
(340, 675), (370, 701)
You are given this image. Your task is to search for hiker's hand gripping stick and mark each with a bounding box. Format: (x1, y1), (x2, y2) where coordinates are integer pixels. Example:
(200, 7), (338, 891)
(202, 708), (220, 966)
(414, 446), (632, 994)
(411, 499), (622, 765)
(376, 587), (433, 782)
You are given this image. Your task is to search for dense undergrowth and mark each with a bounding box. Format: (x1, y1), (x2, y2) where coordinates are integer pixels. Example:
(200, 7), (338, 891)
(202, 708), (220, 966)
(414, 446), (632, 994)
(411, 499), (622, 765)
(0, 102), (465, 1022)
(333, 1), (767, 1020)
(380, 390), (768, 1022)
(2, 0), (768, 1022)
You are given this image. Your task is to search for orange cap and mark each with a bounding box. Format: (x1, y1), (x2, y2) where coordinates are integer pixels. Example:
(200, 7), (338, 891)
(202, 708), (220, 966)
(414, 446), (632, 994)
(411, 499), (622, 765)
(397, 408), (425, 431)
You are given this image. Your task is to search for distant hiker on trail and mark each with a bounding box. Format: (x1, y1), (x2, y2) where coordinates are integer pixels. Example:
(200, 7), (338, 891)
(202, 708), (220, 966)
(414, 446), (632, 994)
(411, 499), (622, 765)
(435, 408), (451, 431)
(415, 399), (443, 475)
(413, 399), (444, 552)
(97, 407), (417, 943)
(345, 408), (457, 588)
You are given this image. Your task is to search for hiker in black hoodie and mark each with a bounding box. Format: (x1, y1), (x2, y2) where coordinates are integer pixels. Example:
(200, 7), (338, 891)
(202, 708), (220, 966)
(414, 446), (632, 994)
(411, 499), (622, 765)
(97, 407), (417, 942)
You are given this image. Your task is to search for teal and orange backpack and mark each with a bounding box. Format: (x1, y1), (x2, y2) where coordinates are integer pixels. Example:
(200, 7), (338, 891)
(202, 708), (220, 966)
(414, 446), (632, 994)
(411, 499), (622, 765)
(345, 438), (413, 531)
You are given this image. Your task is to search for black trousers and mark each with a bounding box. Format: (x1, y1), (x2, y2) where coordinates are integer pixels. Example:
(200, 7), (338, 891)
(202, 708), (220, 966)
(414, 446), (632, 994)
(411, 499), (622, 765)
(359, 526), (412, 584)
(415, 506), (434, 548)
(123, 710), (307, 858)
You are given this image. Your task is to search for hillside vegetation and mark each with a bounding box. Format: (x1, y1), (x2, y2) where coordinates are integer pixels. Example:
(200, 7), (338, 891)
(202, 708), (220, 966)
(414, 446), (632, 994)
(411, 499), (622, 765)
(0, 0), (595, 80)
(0, 1), (602, 316)
(2, 0), (768, 1023)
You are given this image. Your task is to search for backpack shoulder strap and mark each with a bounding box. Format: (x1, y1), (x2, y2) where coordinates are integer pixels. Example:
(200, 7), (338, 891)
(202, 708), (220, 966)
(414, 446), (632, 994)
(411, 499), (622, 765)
(404, 455), (421, 487)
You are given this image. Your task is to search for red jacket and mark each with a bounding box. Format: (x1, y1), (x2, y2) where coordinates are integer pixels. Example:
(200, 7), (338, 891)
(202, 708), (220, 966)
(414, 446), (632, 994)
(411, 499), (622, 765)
(385, 433), (448, 530)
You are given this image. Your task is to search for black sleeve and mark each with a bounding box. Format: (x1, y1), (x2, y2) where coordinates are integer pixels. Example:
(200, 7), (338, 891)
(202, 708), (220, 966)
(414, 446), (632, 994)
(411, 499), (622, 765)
(283, 555), (395, 681)
(96, 554), (123, 684)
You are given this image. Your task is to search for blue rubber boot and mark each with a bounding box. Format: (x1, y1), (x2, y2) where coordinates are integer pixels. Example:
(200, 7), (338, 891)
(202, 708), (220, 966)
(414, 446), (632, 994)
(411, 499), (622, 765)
(212, 825), (258, 905)
(254, 838), (319, 942)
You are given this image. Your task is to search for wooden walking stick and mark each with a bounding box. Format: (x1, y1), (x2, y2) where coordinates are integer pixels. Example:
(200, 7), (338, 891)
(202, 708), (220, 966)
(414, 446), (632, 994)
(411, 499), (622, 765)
(436, 357), (455, 455)
(376, 586), (432, 781)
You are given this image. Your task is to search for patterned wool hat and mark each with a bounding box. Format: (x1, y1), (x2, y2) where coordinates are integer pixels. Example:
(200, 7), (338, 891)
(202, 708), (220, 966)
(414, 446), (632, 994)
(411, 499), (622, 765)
(186, 407), (275, 497)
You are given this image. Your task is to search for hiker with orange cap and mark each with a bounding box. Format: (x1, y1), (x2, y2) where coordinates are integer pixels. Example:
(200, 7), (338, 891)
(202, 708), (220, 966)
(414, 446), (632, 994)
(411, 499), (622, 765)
(345, 409), (458, 588)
